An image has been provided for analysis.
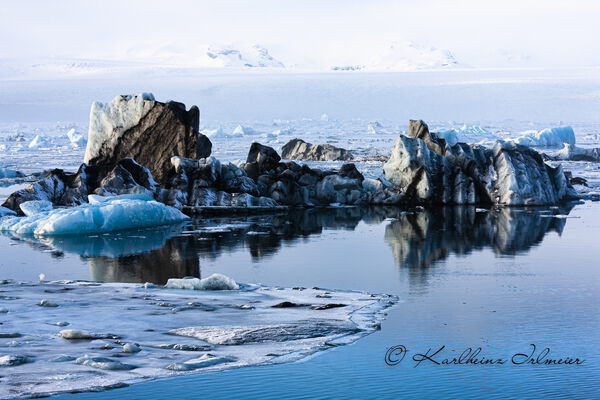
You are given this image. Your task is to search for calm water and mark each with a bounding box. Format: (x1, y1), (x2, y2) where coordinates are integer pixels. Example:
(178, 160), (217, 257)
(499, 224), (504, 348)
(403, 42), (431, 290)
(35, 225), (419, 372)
(1, 203), (599, 399)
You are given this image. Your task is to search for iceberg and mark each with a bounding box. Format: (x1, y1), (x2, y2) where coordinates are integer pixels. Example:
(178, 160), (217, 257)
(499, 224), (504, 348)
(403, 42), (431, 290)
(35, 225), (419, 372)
(84, 93), (156, 164)
(165, 273), (239, 291)
(0, 197), (189, 236)
(513, 126), (576, 147)
(28, 135), (50, 149)
(66, 128), (87, 148)
(232, 125), (259, 136)
(201, 127), (233, 138)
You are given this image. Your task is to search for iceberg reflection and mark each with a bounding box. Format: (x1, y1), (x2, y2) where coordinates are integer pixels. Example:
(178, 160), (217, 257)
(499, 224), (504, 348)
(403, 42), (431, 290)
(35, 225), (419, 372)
(0, 204), (577, 285)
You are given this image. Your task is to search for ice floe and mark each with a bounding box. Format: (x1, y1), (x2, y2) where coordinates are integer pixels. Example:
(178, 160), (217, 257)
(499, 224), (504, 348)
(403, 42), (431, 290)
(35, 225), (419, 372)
(0, 280), (394, 398)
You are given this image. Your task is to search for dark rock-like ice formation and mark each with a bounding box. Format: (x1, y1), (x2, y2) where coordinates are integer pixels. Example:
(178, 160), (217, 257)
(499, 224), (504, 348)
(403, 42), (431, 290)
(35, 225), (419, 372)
(281, 138), (354, 161)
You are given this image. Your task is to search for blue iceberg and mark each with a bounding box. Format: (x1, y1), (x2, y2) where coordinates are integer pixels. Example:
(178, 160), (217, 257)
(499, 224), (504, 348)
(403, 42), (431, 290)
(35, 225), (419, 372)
(0, 197), (189, 236)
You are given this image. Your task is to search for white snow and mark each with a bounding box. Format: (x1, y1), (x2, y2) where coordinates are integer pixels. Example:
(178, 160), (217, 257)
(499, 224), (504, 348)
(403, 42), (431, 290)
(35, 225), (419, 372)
(84, 93), (156, 163)
(165, 273), (239, 291)
(66, 128), (87, 148)
(0, 197), (189, 236)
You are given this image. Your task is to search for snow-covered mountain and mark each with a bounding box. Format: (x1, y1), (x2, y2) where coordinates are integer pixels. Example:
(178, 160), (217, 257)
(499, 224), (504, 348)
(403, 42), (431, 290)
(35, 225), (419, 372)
(203, 45), (284, 68)
(0, 44), (286, 79)
(125, 43), (285, 68)
(333, 41), (461, 71)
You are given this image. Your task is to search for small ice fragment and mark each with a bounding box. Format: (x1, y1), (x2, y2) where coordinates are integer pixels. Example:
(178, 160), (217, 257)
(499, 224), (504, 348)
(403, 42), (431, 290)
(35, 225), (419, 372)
(0, 354), (31, 367)
(59, 329), (119, 340)
(311, 303), (347, 310)
(122, 343), (141, 353)
(476, 208), (490, 213)
(165, 273), (239, 291)
(50, 355), (76, 362)
(38, 299), (59, 307)
(52, 321), (70, 327)
(0, 307), (8, 313)
(75, 355), (136, 370)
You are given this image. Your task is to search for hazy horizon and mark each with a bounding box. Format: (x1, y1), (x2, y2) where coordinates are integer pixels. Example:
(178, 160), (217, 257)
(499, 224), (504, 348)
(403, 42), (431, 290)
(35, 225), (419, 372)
(2, 0), (599, 69)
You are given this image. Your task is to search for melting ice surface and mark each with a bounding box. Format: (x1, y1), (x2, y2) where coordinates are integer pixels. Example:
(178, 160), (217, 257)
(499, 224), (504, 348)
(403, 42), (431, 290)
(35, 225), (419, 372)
(0, 279), (393, 399)
(0, 197), (189, 236)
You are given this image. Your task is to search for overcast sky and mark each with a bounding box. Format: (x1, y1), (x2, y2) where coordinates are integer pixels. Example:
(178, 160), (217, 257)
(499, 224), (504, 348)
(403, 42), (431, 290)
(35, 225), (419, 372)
(1, 0), (598, 67)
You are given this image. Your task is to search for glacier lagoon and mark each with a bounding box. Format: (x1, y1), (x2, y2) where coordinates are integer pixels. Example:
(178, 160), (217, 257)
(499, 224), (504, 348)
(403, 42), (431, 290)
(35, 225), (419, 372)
(1, 68), (600, 398)
(0, 204), (598, 398)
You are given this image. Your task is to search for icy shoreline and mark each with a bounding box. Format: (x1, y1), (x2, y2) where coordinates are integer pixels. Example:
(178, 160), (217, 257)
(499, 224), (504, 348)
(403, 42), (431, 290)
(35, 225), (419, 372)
(0, 280), (395, 399)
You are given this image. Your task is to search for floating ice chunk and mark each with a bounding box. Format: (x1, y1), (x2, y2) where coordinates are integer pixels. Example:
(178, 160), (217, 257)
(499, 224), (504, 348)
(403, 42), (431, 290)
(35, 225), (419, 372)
(320, 113), (329, 122)
(28, 135), (50, 148)
(165, 273), (239, 291)
(232, 125), (258, 136)
(75, 355), (136, 370)
(50, 355), (76, 362)
(557, 143), (600, 161)
(202, 127), (235, 138)
(0, 206), (16, 217)
(0, 354), (31, 367)
(122, 343), (141, 353)
(66, 128), (87, 148)
(272, 127), (294, 136)
(513, 126), (575, 147)
(367, 121), (383, 135)
(38, 299), (58, 307)
(20, 200), (53, 217)
(0, 168), (23, 179)
(0, 198), (189, 236)
(59, 329), (119, 340)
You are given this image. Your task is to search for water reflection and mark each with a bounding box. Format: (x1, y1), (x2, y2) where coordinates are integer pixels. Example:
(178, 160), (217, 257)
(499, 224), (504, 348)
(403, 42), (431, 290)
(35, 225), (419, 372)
(384, 206), (573, 269)
(89, 235), (200, 283)
(0, 204), (576, 284)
